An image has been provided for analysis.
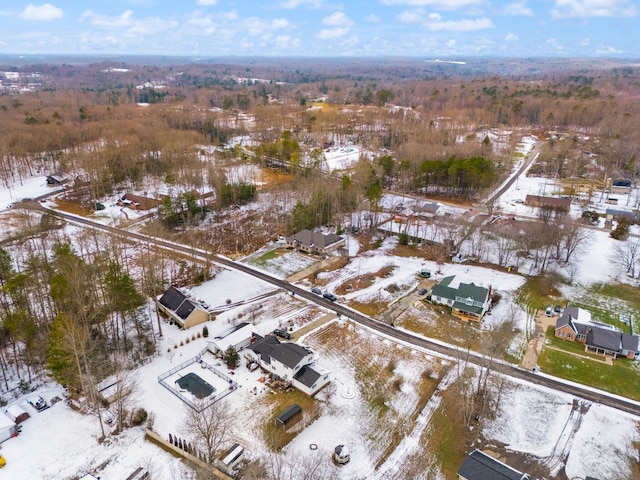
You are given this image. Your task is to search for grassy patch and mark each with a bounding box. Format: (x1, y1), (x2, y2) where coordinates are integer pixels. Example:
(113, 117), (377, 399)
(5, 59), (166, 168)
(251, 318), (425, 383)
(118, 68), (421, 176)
(538, 342), (640, 401)
(397, 303), (524, 362)
(421, 376), (476, 479)
(51, 199), (94, 217)
(259, 388), (321, 451)
(252, 249), (281, 264)
(581, 282), (640, 333)
(515, 274), (565, 311)
(347, 299), (389, 316)
(335, 265), (395, 295)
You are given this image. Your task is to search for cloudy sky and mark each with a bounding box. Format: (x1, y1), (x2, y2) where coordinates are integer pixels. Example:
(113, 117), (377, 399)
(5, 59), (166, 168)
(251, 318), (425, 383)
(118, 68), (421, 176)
(0, 0), (638, 57)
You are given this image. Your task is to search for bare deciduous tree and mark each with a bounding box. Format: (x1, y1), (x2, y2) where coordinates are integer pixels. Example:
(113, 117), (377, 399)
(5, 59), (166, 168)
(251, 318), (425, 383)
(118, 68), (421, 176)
(182, 399), (234, 464)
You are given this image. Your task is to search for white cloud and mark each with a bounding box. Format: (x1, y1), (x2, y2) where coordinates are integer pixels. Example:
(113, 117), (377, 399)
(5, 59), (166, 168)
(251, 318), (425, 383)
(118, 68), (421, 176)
(195, 0), (218, 5)
(424, 16), (493, 31)
(504, 1), (534, 16)
(551, 0), (637, 18)
(128, 17), (178, 35)
(579, 37), (590, 45)
(273, 35), (302, 49)
(245, 17), (290, 36)
(397, 8), (426, 23)
(446, 39), (456, 46)
(19, 4), (63, 21)
(316, 27), (351, 39)
(380, 0), (486, 9)
(279, 0), (324, 8)
(322, 11), (354, 27)
(505, 32), (518, 41)
(365, 13), (381, 22)
(429, 12), (442, 19)
(595, 44), (622, 54)
(81, 10), (134, 28)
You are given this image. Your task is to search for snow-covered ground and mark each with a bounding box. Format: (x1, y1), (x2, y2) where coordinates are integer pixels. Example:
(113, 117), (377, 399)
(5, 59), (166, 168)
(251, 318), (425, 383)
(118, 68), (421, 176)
(1, 159), (639, 479)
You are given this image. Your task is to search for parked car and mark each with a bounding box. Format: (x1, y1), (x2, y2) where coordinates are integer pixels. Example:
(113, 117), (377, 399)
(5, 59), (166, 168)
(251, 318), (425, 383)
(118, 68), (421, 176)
(273, 328), (291, 340)
(554, 305), (562, 314)
(311, 287), (322, 295)
(323, 292), (338, 301)
(27, 395), (48, 412)
(545, 307), (553, 317)
(418, 288), (428, 296)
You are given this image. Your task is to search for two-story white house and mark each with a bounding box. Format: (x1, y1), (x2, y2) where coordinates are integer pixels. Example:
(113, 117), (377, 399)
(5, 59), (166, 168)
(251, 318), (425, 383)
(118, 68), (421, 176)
(245, 335), (330, 395)
(430, 275), (492, 322)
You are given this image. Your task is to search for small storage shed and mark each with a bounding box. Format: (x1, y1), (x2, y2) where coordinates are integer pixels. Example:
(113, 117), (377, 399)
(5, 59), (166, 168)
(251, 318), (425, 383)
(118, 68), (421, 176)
(0, 412), (17, 443)
(275, 404), (302, 430)
(216, 443), (244, 475)
(5, 405), (29, 424)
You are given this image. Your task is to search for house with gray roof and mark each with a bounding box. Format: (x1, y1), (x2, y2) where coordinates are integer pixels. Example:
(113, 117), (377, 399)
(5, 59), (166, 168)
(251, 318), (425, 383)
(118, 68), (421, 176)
(555, 307), (640, 360)
(286, 229), (345, 254)
(245, 335), (330, 395)
(157, 286), (210, 329)
(430, 275), (492, 322)
(457, 449), (529, 480)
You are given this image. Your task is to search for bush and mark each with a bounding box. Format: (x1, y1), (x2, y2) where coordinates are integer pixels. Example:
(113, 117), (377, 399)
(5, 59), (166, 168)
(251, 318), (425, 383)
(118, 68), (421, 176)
(202, 326), (209, 338)
(398, 231), (409, 245)
(610, 218), (630, 240)
(131, 408), (148, 426)
(185, 338), (190, 344)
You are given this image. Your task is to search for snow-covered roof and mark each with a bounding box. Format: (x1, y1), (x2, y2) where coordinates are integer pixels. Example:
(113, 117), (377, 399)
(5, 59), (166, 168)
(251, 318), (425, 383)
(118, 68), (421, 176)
(0, 412), (15, 431)
(208, 322), (258, 353)
(5, 405), (28, 421)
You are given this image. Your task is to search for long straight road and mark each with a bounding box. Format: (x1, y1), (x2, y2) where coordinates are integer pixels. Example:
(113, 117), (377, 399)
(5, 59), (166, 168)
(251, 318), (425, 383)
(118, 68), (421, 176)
(20, 199), (640, 417)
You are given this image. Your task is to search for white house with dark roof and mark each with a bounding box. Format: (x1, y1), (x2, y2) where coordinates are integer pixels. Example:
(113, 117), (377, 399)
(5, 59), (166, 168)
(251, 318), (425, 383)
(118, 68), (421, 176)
(286, 229), (345, 254)
(157, 286), (210, 329)
(245, 335), (330, 395)
(430, 275), (492, 322)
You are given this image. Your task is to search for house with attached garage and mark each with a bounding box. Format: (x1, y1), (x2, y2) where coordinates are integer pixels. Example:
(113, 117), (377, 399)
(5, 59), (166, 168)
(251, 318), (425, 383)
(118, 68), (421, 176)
(157, 286), (210, 329)
(286, 229), (345, 255)
(430, 275), (492, 322)
(457, 449), (530, 480)
(245, 334), (330, 395)
(555, 307), (640, 359)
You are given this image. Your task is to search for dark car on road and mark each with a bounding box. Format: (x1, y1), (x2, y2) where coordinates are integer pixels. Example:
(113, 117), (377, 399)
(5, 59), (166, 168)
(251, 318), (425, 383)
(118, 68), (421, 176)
(311, 287), (322, 295)
(273, 328), (291, 340)
(418, 288), (428, 296)
(323, 292), (338, 301)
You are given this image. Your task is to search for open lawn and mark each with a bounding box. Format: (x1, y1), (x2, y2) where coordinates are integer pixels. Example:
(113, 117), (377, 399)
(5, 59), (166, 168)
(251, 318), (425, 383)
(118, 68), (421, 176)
(397, 303), (523, 363)
(516, 274), (565, 311)
(302, 321), (446, 472)
(578, 282), (640, 333)
(539, 329), (640, 401)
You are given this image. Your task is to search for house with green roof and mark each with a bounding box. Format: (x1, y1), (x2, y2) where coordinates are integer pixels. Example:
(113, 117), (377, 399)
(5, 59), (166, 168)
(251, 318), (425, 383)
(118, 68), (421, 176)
(430, 275), (492, 322)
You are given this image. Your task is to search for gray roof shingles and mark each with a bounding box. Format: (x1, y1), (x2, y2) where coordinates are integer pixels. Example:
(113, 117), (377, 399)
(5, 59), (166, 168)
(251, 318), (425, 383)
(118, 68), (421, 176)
(249, 335), (312, 369)
(293, 365), (322, 388)
(286, 229), (343, 249)
(457, 450), (528, 480)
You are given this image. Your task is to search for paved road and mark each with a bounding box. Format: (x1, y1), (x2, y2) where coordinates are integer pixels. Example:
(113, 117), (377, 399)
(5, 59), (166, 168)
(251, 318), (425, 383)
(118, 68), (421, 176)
(18, 199), (640, 417)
